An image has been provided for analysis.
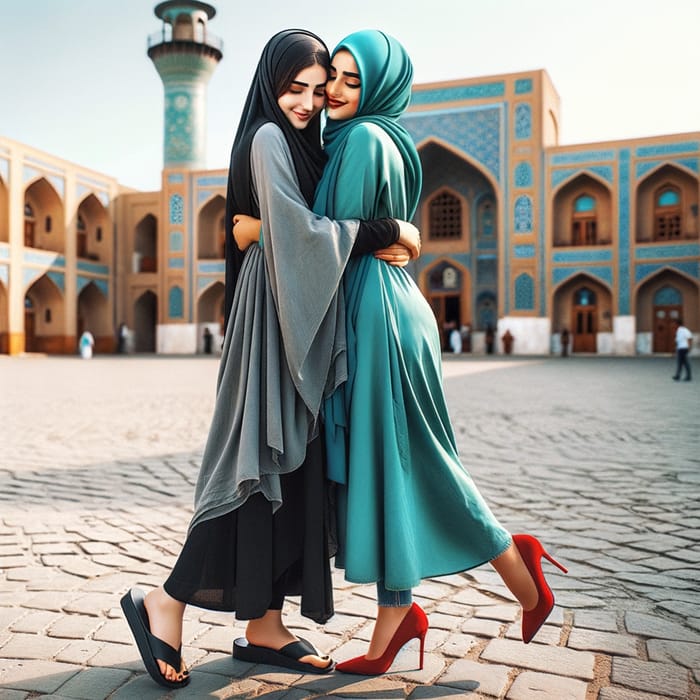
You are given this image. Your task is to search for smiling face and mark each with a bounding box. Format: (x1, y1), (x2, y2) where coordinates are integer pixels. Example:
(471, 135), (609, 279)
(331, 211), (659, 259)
(325, 50), (361, 120)
(276, 63), (328, 130)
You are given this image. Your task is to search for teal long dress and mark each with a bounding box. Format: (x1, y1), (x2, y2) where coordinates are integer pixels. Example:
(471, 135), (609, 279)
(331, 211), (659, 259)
(314, 30), (511, 591)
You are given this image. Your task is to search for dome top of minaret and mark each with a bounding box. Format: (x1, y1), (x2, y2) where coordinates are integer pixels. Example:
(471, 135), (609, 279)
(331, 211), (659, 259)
(154, 1), (216, 21)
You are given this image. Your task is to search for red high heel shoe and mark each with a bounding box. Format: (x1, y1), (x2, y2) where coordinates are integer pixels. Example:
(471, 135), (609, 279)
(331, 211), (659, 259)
(336, 602), (428, 675)
(513, 534), (568, 643)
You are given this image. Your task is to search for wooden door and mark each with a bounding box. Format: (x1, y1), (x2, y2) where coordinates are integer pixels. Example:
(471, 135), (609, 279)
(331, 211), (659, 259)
(572, 287), (597, 352)
(24, 310), (36, 352)
(653, 305), (681, 353)
(24, 221), (35, 247)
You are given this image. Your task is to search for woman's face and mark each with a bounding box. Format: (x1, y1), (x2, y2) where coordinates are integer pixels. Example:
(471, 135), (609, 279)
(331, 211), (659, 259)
(326, 50), (361, 120)
(277, 64), (327, 130)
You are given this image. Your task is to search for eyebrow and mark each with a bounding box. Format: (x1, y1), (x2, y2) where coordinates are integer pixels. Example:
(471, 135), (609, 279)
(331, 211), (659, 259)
(330, 68), (361, 80)
(291, 79), (327, 88)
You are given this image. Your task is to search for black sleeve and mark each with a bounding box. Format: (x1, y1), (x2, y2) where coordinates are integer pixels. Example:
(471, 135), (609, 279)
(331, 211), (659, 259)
(351, 218), (400, 257)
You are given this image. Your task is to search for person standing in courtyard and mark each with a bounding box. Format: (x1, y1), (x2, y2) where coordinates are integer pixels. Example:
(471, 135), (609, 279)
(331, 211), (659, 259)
(311, 30), (567, 675)
(119, 29), (419, 690)
(672, 317), (692, 381)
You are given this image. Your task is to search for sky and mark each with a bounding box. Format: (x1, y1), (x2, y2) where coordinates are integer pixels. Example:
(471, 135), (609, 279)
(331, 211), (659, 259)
(1, 0), (699, 191)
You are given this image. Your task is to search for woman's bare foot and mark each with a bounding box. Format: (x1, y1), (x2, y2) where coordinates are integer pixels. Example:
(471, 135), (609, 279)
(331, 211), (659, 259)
(144, 587), (188, 682)
(246, 610), (331, 669)
(366, 605), (412, 660)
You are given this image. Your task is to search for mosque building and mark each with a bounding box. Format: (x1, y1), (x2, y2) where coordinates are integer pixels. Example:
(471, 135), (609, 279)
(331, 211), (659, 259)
(0, 1), (698, 356)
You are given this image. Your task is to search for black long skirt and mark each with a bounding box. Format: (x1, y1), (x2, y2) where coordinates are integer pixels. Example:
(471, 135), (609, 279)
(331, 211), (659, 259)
(164, 436), (335, 624)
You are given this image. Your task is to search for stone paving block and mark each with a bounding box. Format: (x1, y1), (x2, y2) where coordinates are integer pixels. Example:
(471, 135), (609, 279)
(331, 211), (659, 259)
(409, 685), (476, 699)
(50, 666), (132, 699)
(40, 556), (112, 579)
(647, 638), (700, 680)
(0, 632), (70, 659)
(572, 608), (619, 632)
(437, 632), (480, 659)
(611, 657), (689, 698)
(90, 619), (132, 645)
(566, 627), (638, 656)
(624, 611), (700, 643)
(10, 610), (63, 634)
(0, 659), (81, 693)
(48, 613), (106, 639)
(473, 604), (518, 623)
(506, 670), (588, 699)
(437, 657), (511, 696)
(599, 687), (682, 700)
(297, 675), (407, 698)
(0, 689), (29, 699)
(480, 638), (595, 680)
(504, 620), (561, 646)
(461, 616), (503, 639)
(26, 573), (86, 592)
(85, 642), (145, 671)
(54, 639), (104, 665)
(62, 593), (118, 617)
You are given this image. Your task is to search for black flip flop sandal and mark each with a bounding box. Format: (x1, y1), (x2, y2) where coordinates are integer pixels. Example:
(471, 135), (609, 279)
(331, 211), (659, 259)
(120, 588), (190, 689)
(232, 636), (335, 674)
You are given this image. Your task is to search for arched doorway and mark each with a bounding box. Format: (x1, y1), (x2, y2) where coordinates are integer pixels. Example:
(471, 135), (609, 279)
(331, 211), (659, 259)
(78, 282), (111, 353)
(0, 280), (7, 354)
(198, 195), (226, 259)
(426, 261), (463, 349)
(25, 177), (65, 253)
(652, 286), (682, 353)
(77, 194), (110, 262)
(197, 281), (225, 353)
(133, 291), (157, 352)
(134, 215), (158, 273)
(24, 274), (65, 353)
(572, 287), (597, 352)
(0, 175), (8, 244)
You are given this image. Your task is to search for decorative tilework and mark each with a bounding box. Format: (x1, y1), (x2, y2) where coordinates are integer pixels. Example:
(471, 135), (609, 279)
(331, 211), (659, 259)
(169, 194), (184, 224)
(23, 251), (65, 267)
(168, 257), (185, 269)
(514, 103), (531, 140)
(636, 243), (699, 259)
(618, 149), (631, 313)
(552, 249), (613, 263)
(168, 286), (184, 318)
(514, 273), (535, 309)
(653, 285), (682, 305)
(170, 231), (184, 252)
(0, 243), (9, 260)
(77, 276), (108, 296)
(77, 260), (109, 275)
(514, 244), (535, 258)
(514, 195), (533, 233)
(197, 176), (227, 187)
(552, 266), (613, 287)
(164, 90), (195, 164)
(410, 82), (506, 106)
(551, 165), (614, 188)
(168, 173), (185, 184)
(22, 167), (65, 198)
(403, 106), (503, 181)
(46, 270), (65, 292)
(198, 261), (226, 274)
(636, 141), (700, 158)
(550, 151), (615, 165)
(636, 157), (700, 179)
(635, 261), (699, 283)
(514, 162), (533, 188)
(198, 189), (216, 205)
(514, 78), (533, 94)
(0, 263), (8, 285)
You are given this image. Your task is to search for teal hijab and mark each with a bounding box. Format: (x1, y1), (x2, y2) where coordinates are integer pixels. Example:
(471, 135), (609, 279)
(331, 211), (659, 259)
(314, 30), (422, 219)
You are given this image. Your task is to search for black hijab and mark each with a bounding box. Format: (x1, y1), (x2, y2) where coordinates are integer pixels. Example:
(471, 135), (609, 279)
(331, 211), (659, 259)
(224, 29), (330, 325)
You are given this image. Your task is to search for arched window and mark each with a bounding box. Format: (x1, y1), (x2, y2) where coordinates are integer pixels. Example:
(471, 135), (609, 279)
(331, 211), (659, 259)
(654, 186), (681, 241)
(429, 191), (462, 241)
(572, 194), (597, 245)
(477, 196), (496, 241)
(77, 214), (87, 258)
(24, 203), (35, 218)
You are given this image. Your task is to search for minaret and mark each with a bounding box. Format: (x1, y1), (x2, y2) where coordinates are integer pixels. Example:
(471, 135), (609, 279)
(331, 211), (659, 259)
(147, 1), (223, 170)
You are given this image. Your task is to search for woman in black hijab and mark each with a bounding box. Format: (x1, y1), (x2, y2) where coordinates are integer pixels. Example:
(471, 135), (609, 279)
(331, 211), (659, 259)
(121, 29), (419, 689)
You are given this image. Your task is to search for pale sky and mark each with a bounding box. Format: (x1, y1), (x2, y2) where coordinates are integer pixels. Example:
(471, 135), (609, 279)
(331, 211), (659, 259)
(1, 0), (698, 191)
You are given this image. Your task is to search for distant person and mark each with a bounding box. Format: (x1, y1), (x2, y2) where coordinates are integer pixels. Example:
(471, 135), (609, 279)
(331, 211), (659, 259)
(460, 323), (471, 353)
(449, 323), (462, 354)
(672, 318), (692, 381)
(560, 328), (570, 357)
(202, 327), (213, 355)
(485, 324), (495, 354)
(117, 322), (129, 354)
(501, 329), (514, 354)
(79, 330), (95, 359)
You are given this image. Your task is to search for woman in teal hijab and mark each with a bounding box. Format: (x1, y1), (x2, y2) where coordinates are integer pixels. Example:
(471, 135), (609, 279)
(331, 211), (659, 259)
(314, 30), (567, 675)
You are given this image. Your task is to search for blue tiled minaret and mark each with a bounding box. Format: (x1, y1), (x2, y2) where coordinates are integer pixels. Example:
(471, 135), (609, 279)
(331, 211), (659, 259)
(147, 1), (223, 169)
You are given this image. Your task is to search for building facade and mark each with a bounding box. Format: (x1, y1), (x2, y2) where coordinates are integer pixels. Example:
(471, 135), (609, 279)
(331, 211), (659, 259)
(1, 5), (698, 356)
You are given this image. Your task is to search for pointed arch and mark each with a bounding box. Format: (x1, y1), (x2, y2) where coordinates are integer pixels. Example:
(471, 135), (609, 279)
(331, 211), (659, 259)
(197, 193), (226, 259)
(552, 173), (613, 246)
(24, 177), (65, 253)
(77, 193), (110, 262)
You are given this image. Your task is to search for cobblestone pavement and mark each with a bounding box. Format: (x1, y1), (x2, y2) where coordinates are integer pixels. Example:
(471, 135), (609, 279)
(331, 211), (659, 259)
(0, 354), (698, 700)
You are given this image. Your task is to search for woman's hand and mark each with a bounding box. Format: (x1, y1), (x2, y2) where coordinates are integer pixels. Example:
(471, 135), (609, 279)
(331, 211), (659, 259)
(233, 214), (262, 251)
(374, 243), (412, 267)
(394, 220), (421, 259)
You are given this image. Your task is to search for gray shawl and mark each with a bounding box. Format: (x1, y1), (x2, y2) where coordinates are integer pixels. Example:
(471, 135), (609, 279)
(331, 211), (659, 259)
(189, 123), (358, 530)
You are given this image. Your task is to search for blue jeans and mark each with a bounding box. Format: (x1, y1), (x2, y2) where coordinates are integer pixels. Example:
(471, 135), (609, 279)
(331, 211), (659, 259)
(376, 581), (412, 607)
